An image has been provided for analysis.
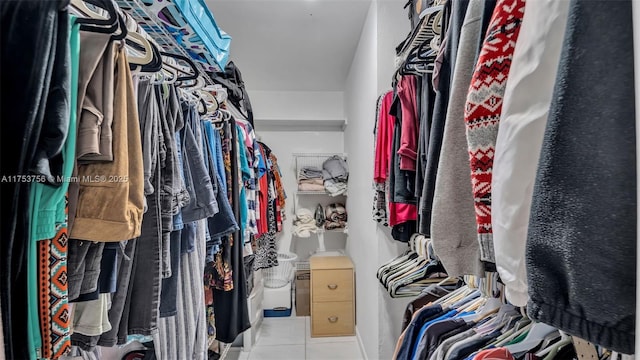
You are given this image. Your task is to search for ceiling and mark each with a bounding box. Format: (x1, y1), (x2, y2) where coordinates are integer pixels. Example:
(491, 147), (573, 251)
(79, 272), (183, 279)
(206, 0), (372, 92)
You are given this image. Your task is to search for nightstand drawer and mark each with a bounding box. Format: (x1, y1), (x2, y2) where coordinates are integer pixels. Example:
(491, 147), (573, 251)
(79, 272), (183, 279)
(311, 301), (354, 337)
(312, 269), (353, 302)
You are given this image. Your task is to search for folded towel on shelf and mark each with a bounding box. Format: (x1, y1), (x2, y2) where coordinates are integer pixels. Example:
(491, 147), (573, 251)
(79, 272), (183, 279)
(299, 178), (324, 186)
(328, 211), (347, 223)
(325, 221), (347, 231)
(324, 180), (347, 196)
(298, 166), (323, 181)
(294, 222), (318, 237)
(324, 203), (347, 230)
(293, 208), (318, 237)
(298, 183), (325, 192)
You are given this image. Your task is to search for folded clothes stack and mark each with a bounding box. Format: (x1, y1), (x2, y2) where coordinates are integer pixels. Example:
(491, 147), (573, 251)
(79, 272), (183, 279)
(324, 203), (347, 230)
(292, 208), (318, 237)
(322, 156), (348, 196)
(298, 166), (325, 191)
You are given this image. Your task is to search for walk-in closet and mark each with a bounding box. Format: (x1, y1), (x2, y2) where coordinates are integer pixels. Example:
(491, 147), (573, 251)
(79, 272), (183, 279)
(1, 0), (639, 359)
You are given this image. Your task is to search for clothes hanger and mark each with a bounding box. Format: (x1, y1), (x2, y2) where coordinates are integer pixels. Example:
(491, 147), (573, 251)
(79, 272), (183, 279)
(198, 89), (222, 117)
(184, 76), (206, 91)
(402, 40), (434, 75)
(443, 288), (475, 309)
(160, 52), (200, 82)
(503, 322), (558, 354)
(377, 251), (417, 280)
(379, 253), (422, 286)
(383, 259), (421, 287)
(377, 253), (409, 280)
(388, 265), (429, 294)
(409, 234), (419, 253)
(148, 53), (178, 83)
(72, 0), (129, 41)
(197, 98), (209, 116)
(72, 0), (118, 30)
(473, 297), (503, 321)
(498, 311), (524, 332)
(489, 321), (521, 346)
(111, 8), (128, 40)
(212, 108), (232, 123)
(178, 87), (200, 105)
(139, 41), (164, 73)
(180, 77), (206, 110)
(150, 70), (165, 85)
(435, 285), (471, 307)
(487, 313), (525, 344)
(494, 321), (533, 347)
(474, 303), (518, 335)
(534, 331), (562, 356)
(164, 62), (195, 83)
(213, 86), (228, 104)
(538, 331), (572, 360)
(125, 31), (153, 65)
(433, 285), (469, 306)
(71, 0), (107, 19)
(388, 259), (445, 295)
(198, 90), (220, 113)
(382, 255), (425, 285)
(451, 290), (482, 310)
(210, 108), (232, 129)
(416, 37), (437, 61)
(163, 66), (178, 84)
(456, 295), (485, 314)
(107, 12), (162, 71)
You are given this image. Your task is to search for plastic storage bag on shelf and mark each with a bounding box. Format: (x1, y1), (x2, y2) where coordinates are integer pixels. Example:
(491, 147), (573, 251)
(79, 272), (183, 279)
(173, 0), (231, 69)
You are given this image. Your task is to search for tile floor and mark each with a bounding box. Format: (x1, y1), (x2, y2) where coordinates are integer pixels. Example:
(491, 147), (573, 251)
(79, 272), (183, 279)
(227, 316), (364, 360)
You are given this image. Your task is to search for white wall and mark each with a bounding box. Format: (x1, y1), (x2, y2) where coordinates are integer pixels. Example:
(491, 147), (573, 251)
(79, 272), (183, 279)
(250, 90), (345, 121)
(375, 1), (412, 359)
(344, 1), (410, 359)
(377, 0), (408, 94)
(344, 3), (380, 359)
(257, 131), (346, 259)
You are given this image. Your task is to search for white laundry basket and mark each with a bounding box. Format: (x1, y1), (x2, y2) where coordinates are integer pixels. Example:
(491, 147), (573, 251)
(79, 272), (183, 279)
(264, 252), (298, 288)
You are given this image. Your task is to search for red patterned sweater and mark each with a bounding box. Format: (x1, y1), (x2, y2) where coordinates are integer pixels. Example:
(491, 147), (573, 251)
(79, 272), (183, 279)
(464, 0), (526, 262)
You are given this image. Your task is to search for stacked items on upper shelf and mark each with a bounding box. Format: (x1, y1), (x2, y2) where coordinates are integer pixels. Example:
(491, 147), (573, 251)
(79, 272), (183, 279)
(295, 153), (348, 196)
(292, 154), (348, 237)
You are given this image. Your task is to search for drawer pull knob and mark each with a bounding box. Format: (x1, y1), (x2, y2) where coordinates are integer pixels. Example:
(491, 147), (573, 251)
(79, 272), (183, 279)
(328, 316), (339, 323)
(327, 284), (338, 290)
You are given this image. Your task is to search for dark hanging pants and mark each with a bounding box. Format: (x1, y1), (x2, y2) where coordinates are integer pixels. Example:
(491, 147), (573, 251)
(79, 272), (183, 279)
(526, 0), (636, 353)
(1, 1), (69, 358)
(213, 117), (251, 343)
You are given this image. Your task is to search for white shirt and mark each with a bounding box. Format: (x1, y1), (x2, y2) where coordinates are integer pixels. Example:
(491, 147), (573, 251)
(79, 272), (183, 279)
(492, 0), (571, 307)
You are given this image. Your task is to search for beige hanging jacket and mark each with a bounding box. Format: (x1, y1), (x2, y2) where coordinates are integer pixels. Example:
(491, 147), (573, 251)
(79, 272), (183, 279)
(70, 44), (144, 242)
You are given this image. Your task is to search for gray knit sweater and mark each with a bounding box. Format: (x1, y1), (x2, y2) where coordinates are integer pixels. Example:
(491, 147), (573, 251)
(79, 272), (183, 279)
(430, 0), (486, 277)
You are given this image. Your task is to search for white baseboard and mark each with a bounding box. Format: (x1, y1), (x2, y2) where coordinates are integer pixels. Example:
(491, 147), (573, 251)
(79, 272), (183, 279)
(356, 327), (369, 360)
